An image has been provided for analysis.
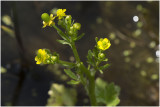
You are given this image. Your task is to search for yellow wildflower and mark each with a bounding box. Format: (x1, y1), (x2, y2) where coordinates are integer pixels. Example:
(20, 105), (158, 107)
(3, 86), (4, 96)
(97, 38), (111, 50)
(56, 9), (66, 20)
(42, 14), (55, 28)
(35, 49), (49, 64)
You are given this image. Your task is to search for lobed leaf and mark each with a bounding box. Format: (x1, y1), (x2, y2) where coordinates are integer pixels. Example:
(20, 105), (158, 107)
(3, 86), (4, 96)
(95, 78), (120, 106)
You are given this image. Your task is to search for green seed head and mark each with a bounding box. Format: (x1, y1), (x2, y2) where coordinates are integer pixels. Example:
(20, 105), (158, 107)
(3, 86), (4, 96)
(41, 13), (50, 22)
(73, 23), (81, 30)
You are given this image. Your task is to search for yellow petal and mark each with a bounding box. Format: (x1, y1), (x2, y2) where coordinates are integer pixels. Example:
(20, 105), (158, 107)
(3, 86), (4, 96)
(48, 21), (53, 26)
(38, 49), (43, 53)
(50, 14), (53, 18)
(103, 38), (109, 42)
(62, 9), (66, 12)
(36, 61), (41, 64)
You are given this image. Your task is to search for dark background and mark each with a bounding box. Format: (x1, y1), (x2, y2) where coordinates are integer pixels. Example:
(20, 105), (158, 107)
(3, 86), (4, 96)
(1, 1), (159, 106)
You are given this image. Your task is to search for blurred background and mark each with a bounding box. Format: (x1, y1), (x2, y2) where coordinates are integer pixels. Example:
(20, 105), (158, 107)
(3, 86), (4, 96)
(1, 1), (159, 106)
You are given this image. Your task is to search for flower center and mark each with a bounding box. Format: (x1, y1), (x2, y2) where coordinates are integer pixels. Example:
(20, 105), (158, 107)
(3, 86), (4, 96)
(102, 41), (107, 46)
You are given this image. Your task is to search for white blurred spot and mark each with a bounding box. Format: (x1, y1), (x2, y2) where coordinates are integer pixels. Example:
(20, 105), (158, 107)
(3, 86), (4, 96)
(156, 50), (160, 57)
(133, 16), (139, 22)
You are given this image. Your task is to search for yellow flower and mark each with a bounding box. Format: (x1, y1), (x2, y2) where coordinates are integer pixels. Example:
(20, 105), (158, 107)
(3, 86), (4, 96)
(42, 14), (55, 28)
(56, 9), (66, 20)
(35, 49), (49, 64)
(97, 38), (111, 50)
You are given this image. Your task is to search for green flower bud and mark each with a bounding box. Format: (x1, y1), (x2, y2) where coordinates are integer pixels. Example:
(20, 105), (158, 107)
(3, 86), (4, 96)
(69, 30), (74, 35)
(95, 37), (98, 42)
(70, 26), (74, 30)
(51, 56), (58, 62)
(46, 60), (50, 64)
(68, 26), (74, 35)
(41, 13), (50, 22)
(65, 15), (72, 25)
(98, 53), (105, 59)
(73, 23), (81, 30)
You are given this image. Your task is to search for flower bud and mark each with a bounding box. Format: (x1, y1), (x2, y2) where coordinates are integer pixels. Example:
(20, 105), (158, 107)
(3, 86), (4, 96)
(41, 13), (50, 22)
(68, 26), (74, 35)
(46, 60), (50, 64)
(65, 15), (72, 24)
(51, 56), (58, 62)
(73, 23), (81, 30)
(69, 30), (74, 35)
(98, 53), (105, 59)
(70, 26), (74, 31)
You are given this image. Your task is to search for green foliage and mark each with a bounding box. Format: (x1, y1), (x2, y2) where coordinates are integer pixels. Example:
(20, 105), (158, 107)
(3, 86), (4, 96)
(64, 69), (78, 80)
(47, 83), (77, 106)
(87, 46), (110, 74)
(67, 80), (80, 85)
(36, 9), (121, 106)
(95, 78), (120, 106)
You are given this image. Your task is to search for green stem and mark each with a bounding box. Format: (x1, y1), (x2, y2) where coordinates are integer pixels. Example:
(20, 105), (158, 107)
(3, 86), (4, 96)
(54, 27), (97, 105)
(58, 60), (75, 68)
(88, 75), (97, 106)
(71, 42), (80, 62)
(79, 64), (97, 106)
(71, 42), (97, 106)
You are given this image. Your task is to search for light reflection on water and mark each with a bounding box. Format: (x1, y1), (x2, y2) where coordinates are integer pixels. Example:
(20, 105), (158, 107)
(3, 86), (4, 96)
(133, 15), (139, 22)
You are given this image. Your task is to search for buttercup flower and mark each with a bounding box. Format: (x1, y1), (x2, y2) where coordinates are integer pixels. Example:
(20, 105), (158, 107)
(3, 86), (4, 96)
(97, 38), (111, 50)
(35, 49), (58, 64)
(35, 49), (49, 64)
(56, 9), (66, 20)
(41, 13), (55, 28)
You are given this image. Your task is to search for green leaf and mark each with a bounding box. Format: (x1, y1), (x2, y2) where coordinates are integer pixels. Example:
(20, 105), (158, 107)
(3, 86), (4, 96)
(95, 78), (120, 106)
(92, 47), (99, 58)
(64, 69), (78, 80)
(53, 25), (69, 41)
(95, 78), (107, 104)
(105, 83), (120, 105)
(67, 80), (80, 85)
(87, 50), (94, 65)
(58, 60), (75, 68)
(99, 70), (103, 74)
(95, 37), (98, 42)
(99, 64), (110, 70)
(76, 33), (85, 41)
(56, 39), (71, 46)
(103, 58), (108, 62)
(107, 97), (120, 106)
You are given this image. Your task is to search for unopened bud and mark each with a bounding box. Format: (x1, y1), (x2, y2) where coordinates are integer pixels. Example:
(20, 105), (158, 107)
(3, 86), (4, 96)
(73, 23), (81, 30)
(51, 56), (58, 62)
(98, 53), (105, 59)
(65, 15), (72, 25)
(65, 15), (72, 21)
